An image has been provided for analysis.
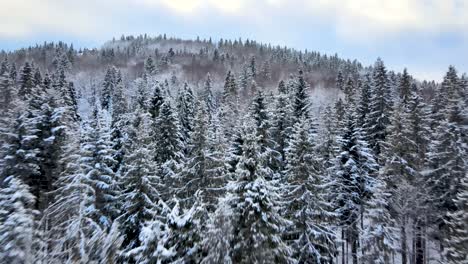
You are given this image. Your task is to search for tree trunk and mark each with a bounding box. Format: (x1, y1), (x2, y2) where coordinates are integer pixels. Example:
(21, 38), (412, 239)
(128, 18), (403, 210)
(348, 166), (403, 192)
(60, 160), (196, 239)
(351, 223), (358, 264)
(342, 229), (346, 264)
(401, 216), (408, 264)
(415, 221), (424, 264)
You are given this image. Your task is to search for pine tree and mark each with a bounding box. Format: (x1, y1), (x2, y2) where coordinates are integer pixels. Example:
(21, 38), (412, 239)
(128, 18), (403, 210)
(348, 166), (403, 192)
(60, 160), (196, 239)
(356, 73), (372, 129)
(85, 109), (119, 227)
(176, 83), (196, 147)
(336, 71), (344, 91)
(46, 129), (103, 263)
(293, 70), (309, 120)
(250, 89), (280, 174)
(249, 56), (257, 79)
(201, 195), (234, 264)
(18, 62), (35, 99)
(178, 103), (227, 209)
(202, 72), (215, 115)
(118, 109), (169, 263)
(360, 179), (398, 263)
(223, 70), (238, 100)
(102, 66), (117, 111)
(271, 80), (292, 170)
(149, 83), (164, 119)
(0, 176), (37, 264)
(399, 68), (412, 104)
(229, 125), (293, 263)
(443, 172), (468, 263)
(367, 58), (392, 157)
(331, 108), (377, 264)
(144, 56), (157, 75)
(0, 69), (16, 113)
(425, 120), (466, 248)
(285, 117), (337, 263)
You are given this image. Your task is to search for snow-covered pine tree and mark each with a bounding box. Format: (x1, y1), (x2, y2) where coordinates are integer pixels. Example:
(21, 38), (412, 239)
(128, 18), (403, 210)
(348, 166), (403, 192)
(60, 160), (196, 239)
(284, 117), (337, 263)
(0, 176), (37, 264)
(149, 82), (165, 119)
(45, 124), (103, 263)
(101, 66), (117, 111)
(144, 56), (157, 75)
(200, 195), (234, 264)
(443, 172), (468, 263)
(356, 73), (372, 128)
(153, 101), (185, 200)
(18, 61), (35, 99)
(366, 58), (392, 158)
(250, 89), (281, 174)
(176, 83), (196, 149)
(424, 119), (466, 252)
(202, 72), (216, 115)
(0, 69), (16, 113)
(331, 106), (377, 264)
(360, 178), (398, 264)
(228, 124), (293, 263)
(271, 80), (293, 172)
(398, 68), (412, 104)
(293, 70), (309, 121)
(177, 103), (227, 209)
(118, 109), (169, 263)
(85, 108), (119, 227)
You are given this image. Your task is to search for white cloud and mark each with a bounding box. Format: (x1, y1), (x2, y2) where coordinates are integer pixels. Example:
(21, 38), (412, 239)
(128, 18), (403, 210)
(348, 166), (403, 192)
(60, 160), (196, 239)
(0, 0), (109, 38)
(305, 0), (468, 39)
(1, 0), (467, 40)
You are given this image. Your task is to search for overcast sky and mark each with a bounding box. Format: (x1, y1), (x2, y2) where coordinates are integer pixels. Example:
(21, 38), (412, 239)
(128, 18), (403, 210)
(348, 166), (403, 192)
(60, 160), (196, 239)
(1, 0), (467, 81)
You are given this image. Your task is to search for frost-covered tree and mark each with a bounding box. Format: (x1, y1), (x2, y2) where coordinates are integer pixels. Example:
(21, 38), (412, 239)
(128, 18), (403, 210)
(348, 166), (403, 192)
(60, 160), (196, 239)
(18, 62), (35, 99)
(293, 70), (309, 120)
(443, 172), (468, 263)
(331, 108), (377, 264)
(271, 80), (292, 170)
(367, 58), (392, 157)
(176, 83), (196, 147)
(144, 56), (157, 75)
(425, 120), (466, 249)
(118, 109), (169, 262)
(45, 128), (103, 263)
(0, 176), (37, 264)
(360, 179), (398, 264)
(202, 72), (215, 115)
(228, 125), (293, 263)
(101, 66), (117, 111)
(285, 117), (337, 263)
(149, 83), (164, 119)
(153, 101), (184, 199)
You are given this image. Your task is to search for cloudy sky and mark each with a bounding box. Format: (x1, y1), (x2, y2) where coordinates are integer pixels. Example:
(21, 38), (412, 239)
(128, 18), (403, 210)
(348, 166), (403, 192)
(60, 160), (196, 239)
(1, 0), (467, 81)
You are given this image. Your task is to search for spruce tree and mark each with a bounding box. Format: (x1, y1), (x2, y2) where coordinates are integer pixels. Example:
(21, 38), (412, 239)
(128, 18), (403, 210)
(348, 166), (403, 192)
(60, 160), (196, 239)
(271, 80), (292, 170)
(102, 66), (117, 111)
(443, 172), (468, 263)
(360, 179), (398, 263)
(367, 58), (392, 157)
(118, 109), (169, 263)
(285, 117), (337, 263)
(18, 62), (35, 99)
(229, 125), (293, 263)
(293, 70), (309, 120)
(0, 176), (37, 264)
(331, 108), (377, 264)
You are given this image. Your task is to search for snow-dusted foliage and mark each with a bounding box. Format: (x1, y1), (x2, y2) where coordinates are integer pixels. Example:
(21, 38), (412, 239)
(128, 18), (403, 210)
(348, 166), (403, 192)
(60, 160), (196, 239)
(0, 35), (466, 264)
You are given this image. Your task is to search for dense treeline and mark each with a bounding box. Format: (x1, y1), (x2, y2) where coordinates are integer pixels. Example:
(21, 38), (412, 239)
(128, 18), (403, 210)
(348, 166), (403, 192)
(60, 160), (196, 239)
(0, 35), (466, 264)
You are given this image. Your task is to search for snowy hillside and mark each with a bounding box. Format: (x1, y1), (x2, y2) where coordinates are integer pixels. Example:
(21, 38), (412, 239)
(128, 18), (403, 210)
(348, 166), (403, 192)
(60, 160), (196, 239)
(0, 34), (466, 263)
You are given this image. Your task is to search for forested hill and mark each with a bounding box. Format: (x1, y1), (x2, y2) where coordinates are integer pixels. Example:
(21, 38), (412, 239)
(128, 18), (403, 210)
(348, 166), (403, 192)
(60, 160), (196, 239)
(0, 34), (466, 264)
